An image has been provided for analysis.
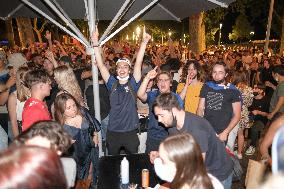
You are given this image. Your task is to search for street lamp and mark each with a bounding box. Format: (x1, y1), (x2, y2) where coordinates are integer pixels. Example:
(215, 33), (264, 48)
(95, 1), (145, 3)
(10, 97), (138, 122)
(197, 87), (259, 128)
(218, 23), (223, 47)
(168, 32), (172, 38)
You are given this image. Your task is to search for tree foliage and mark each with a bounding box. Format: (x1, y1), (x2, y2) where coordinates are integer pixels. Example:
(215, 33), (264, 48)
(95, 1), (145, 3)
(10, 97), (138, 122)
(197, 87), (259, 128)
(204, 7), (226, 45)
(229, 13), (253, 41)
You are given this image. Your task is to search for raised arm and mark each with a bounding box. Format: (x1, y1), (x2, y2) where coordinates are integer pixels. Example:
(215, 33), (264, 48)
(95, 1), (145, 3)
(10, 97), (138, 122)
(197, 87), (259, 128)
(45, 50), (58, 68)
(91, 27), (110, 83)
(45, 31), (53, 51)
(133, 26), (151, 82)
(178, 74), (192, 100)
(219, 101), (241, 142)
(137, 66), (158, 102)
(54, 40), (68, 56)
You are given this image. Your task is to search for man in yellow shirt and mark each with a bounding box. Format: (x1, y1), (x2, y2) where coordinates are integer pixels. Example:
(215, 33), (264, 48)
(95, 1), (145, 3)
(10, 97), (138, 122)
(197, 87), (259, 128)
(177, 60), (203, 114)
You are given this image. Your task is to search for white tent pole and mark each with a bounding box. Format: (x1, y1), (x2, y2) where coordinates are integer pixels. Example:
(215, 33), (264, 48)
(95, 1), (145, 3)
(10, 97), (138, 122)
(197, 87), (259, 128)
(207, 0), (228, 8)
(6, 3), (24, 18)
(43, 0), (90, 46)
(99, 0), (133, 43)
(157, 3), (181, 22)
(87, 0), (103, 156)
(21, 0), (88, 46)
(100, 0), (159, 46)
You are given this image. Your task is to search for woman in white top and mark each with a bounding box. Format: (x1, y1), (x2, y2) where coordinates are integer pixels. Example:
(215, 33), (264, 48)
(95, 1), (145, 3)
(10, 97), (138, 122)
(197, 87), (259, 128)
(154, 133), (223, 189)
(8, 66), (30, 137)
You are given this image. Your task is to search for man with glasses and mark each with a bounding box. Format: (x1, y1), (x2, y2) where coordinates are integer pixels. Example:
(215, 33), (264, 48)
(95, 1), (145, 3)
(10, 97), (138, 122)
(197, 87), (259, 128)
(137, 67), (183, 153)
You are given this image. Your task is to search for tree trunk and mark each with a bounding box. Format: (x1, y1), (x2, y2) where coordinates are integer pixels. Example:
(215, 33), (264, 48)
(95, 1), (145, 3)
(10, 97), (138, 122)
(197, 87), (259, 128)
(35, 30), (43, 43)
(5, 18), (15, 47)
(280, 16), (284, 56)
(188, 12), (206, 54)
(16, 17), (35, 47)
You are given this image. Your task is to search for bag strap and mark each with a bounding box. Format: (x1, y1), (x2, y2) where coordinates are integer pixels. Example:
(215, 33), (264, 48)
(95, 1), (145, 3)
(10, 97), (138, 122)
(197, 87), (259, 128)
(110, 79), (136, 102)
(83, 108), (101, 132)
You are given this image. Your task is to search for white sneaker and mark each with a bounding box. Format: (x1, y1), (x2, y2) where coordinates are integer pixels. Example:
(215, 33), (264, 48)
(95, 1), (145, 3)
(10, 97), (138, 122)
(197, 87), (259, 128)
(245, 146), (256, 156)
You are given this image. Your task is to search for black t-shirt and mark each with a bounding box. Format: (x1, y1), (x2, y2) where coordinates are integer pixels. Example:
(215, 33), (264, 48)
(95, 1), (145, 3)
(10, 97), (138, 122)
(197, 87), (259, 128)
(200, 84), (241, 134)
(74, 68), (86, 94)
(85, 84), (110, 120)
(249, 96), (270, 124)
(258, 67), (277, 98)
(168, 112), (233, 181)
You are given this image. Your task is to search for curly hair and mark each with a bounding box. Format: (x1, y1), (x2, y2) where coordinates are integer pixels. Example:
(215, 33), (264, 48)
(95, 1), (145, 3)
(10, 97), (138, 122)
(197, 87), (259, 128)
(53, 65), (84, 106)
(14, 120), (72, 153)
(180, 60), (201, 83)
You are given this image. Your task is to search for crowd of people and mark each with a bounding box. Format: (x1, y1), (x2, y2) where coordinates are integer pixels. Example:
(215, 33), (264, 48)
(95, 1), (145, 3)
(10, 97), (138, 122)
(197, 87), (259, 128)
(0, 25), (284, 189)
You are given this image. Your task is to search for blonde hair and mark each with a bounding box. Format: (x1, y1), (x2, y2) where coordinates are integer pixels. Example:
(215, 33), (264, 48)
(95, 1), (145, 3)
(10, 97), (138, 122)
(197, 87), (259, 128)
(16, 66), (30, 102)
(53, 65), (84, 106)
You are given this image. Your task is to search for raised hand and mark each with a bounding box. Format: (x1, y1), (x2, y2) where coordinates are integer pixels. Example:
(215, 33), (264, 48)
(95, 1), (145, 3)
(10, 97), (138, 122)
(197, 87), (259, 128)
(142, 26), (151, 43)
(45, 30), (51, 40)
(91, 25), (99, 46)
(185, 74), (193, 86)
(45, 50), (54, 62)
(146, 66), (158, 80)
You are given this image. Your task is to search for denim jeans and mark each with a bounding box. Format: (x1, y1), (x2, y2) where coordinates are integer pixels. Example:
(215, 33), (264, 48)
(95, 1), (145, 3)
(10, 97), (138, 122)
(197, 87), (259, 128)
(227, 123), (239, 151)
(0, 125), (8, 151)
(221, 172), (233, 189)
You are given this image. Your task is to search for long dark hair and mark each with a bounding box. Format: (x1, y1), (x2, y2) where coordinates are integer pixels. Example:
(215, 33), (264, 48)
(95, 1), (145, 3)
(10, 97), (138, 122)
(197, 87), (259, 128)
(54, 92), (81, 125)
(0, 146), (67, 189)
(180, 60), (201, 83)
(161, 133), (214, 189)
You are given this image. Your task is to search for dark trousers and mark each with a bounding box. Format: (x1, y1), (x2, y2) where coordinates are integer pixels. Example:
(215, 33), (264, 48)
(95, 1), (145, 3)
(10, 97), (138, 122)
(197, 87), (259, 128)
(106, 130), (139, 155)
(249, 120), (265, 147)
(145, 136), (163, 154)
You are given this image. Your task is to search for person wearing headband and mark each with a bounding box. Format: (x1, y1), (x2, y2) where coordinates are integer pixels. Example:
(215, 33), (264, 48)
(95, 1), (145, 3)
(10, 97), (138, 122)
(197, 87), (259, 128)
(91, 26), (151, 155)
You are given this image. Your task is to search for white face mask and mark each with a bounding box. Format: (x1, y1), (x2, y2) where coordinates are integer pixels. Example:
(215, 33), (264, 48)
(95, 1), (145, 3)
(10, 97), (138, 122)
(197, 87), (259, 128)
(154, 158), (175, 182)
(117, 75), (129, 81)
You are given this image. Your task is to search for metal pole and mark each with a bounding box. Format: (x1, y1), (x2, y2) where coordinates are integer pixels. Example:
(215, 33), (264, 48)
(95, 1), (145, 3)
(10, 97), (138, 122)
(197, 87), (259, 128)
(99, 0), (133, 43)
(21, 0), (88, 46)
(207, 0), (228, 8)
(264, 0), (275, 54)
(43, 0), (90, 46)
(52, 0), (81, 31)
(6, 3), (24, 18)
(87, 0), (103, 156)
(157, 3), (181, 22)
(100, 0), (159, 46)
